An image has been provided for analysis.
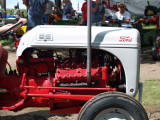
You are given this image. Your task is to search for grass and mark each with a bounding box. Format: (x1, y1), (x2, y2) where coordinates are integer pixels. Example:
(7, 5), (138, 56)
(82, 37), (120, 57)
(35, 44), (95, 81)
(6, 9), (27, 18)
(0, 39), (14, 46)
(142, 24), (157, 30)
(142, 79), (160, 107)
(0, 9), (27, 18)
(135, 79), (160, 112)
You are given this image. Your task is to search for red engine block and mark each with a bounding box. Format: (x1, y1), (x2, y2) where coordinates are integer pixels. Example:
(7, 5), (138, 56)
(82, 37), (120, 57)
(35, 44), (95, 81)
(55, 58), (102, 83)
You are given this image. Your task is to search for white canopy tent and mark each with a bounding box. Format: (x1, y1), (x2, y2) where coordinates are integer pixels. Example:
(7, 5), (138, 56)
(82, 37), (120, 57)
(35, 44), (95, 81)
(124, 0), (160, 16)
(107, 0), (160, 16)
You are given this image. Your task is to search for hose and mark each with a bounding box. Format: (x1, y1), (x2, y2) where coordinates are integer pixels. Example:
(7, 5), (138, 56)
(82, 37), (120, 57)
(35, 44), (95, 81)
(6, 61), (12, 71)
(43, 61), (68, 93)
(0, 55), (12, 71)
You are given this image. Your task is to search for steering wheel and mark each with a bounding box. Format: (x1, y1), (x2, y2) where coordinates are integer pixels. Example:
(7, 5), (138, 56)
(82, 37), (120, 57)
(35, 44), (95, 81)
(0, 22), (24, 37)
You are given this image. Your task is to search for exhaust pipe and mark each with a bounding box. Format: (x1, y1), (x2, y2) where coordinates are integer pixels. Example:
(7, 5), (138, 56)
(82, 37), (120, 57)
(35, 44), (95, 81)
(87, 0), (92, 85)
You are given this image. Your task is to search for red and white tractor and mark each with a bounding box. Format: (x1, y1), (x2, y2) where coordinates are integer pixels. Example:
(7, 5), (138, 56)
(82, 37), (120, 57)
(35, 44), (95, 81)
(0, 19), (149, 119)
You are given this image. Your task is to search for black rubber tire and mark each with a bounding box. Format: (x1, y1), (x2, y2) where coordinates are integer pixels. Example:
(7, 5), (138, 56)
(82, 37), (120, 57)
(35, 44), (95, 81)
(78, 92), (148, 120)
(152, 46), (159, 61)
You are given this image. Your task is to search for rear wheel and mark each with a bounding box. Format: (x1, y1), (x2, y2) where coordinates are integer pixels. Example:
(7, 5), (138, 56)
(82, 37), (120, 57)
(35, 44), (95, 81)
(152, 46), (159, 61)
(78, 92), (148, 120)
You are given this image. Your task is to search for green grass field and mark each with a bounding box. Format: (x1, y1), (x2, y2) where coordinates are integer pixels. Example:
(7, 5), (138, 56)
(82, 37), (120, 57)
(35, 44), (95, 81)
(142, 24), (157, 30)
(5, 9), (27, 18)
(0, 39), (14, 46)
(142, 79), (160, 107)
(134, 79), (160, 110)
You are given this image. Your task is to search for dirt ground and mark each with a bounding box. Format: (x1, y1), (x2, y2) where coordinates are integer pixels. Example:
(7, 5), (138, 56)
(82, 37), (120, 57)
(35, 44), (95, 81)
(0, 46), (160, 120)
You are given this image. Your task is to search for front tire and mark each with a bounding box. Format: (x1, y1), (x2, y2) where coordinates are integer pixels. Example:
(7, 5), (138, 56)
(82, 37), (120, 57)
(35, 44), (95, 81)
(78, 92), (148, 120)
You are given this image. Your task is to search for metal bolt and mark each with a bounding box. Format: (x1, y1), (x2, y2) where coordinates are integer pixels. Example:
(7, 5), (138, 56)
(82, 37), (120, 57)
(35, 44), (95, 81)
(130, 89), (134, 93)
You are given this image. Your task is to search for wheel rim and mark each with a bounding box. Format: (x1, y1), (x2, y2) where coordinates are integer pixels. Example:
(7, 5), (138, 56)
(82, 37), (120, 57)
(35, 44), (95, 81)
(94, 108), (134, 120)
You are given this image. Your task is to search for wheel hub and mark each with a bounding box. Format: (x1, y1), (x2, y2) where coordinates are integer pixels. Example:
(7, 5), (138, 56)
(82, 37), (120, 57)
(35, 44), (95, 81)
(94, 108), (133, 120)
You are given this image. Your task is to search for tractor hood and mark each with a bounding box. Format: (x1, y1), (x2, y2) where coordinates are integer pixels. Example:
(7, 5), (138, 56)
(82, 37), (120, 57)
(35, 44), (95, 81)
(17, 25), (140, 56)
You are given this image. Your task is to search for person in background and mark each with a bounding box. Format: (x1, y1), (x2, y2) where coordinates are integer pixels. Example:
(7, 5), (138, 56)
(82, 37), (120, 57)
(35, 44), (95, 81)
(1, 9), (6, 18)
(22, 0), (29, 10)
(102, 0), (116, 23)
(0, 18), (27, 33)
(81, 0), (105, 26)
(14, 6), (20, 17)
(44, 0), (55, 24)
(6, 13), (11, 19)
(81, 0), (95, 26)
(23, 0), (47, 30)
(62, 0), (74, 20)
(104, 8), (116, 21)
(112, 3), (131, 23)
(48, 11), (62, 25)
(92, 0), (105, 26)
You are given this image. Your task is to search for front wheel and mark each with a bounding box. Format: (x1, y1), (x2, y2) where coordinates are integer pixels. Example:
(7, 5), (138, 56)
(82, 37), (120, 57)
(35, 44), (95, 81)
(78, 92), (148, 120)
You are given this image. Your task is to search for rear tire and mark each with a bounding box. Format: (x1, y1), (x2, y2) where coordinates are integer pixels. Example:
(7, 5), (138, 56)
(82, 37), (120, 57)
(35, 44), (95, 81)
(78, 92), (148, 120)
(152, 46), (159, 61)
